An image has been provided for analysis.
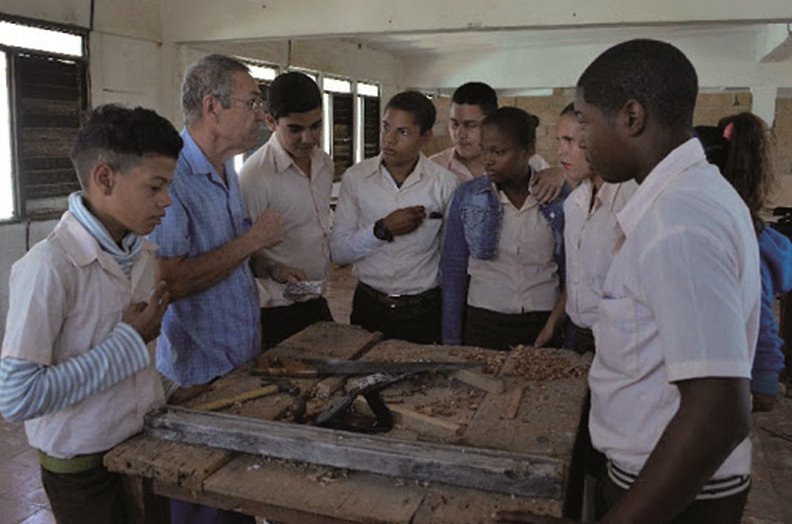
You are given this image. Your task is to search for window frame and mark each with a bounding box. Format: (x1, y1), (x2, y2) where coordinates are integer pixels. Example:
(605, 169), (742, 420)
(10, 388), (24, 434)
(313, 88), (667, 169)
(0, 14), (89, 223)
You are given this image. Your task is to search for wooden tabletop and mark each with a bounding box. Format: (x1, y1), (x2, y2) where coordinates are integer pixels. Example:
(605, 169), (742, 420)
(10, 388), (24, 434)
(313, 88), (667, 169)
(105, 322), (591, 523)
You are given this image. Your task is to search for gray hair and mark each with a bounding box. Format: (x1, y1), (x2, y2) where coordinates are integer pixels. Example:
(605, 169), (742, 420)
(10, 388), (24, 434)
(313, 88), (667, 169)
(181, 54), (250, 126)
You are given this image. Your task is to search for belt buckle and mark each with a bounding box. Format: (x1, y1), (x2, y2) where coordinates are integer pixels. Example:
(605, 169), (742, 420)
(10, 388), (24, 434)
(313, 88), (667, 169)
(386, 293), (401, 309)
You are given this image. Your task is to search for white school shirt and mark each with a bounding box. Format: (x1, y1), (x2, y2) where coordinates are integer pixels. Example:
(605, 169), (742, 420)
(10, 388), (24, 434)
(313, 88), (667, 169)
(563, 179), (637, 328)
(2, 212), (163, 457)
(468, 186), (559, 313)
(330, 153), (459, 295)
(239, 135), (334, 307)
(589, 139), (760, 479)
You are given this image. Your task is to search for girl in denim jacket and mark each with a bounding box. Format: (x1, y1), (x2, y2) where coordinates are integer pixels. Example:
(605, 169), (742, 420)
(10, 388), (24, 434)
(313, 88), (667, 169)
(441, 107), (569, 350)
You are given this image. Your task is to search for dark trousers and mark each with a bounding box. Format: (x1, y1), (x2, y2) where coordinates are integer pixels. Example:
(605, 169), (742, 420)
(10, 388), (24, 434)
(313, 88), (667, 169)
(595, 473), (749, 523)
(41, 464), (127, 524)
(463, 305), (561, 351)
(260, 296), (334, 349)
(569, 320), (596, 354)
(350, 283), (441, 344)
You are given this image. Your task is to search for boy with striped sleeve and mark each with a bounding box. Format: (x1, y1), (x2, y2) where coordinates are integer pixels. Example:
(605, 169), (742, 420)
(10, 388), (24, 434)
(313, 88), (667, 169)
(0, 104), (182, 524)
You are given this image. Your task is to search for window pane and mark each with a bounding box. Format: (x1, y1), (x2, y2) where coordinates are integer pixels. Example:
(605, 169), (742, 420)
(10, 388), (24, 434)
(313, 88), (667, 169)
(357, 82), (379, 97)
(323, 77), (351, 94)
(0, 21), (83, 57)
(0, 54), (14, 220)
(248, 64), (277, 81)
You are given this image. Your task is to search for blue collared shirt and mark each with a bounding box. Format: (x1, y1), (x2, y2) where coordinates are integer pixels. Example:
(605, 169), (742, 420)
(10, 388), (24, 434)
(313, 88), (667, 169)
(149, 129), (261, 386)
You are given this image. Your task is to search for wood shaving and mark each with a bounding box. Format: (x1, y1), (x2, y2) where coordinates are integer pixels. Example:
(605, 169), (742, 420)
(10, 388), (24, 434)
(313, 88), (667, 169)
(509, 347), (589, 381)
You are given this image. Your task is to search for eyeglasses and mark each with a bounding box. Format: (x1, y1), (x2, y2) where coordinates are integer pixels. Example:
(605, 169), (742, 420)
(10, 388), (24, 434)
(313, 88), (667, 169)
(220, 95), (266, 113)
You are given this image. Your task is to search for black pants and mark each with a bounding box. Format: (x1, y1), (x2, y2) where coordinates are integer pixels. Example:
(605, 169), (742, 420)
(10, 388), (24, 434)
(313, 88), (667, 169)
(41, 464), (127, 524)
(595, 473), (749, 523)
(260, 296), (334, 350)
(569, 320), (596, 354)
(463, 305), (561, 351)
(350, 283), (441, 344)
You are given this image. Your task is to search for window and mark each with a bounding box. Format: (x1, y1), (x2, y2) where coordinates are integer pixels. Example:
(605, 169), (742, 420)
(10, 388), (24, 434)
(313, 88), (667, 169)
(355, 82), (380, 163)
(0, 54), (14, 220)
(234, 60), (279, 173)
(322, 77), (353, 180)
(0, 17), (87, 220)
(319, 77), (380, 180)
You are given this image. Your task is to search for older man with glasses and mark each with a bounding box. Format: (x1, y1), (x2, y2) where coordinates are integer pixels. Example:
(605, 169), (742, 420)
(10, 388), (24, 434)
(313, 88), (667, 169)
(149, 54), (284, 523)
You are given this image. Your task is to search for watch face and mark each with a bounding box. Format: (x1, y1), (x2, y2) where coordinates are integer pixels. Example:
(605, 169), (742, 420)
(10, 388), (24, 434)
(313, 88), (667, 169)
(374, 220), (391, 241)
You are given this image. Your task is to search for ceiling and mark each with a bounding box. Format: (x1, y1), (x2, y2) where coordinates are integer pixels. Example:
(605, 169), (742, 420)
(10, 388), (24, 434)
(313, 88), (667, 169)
(337, 23), (769, 57)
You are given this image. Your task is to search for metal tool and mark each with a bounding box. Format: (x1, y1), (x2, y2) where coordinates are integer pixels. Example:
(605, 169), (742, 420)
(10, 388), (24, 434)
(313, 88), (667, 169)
(252, 357), (480, 378)
(315, 373), (410, 432)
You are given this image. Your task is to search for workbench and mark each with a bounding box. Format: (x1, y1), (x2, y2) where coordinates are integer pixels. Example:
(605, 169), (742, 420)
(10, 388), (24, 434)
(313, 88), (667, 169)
(105, 322), (591, 523)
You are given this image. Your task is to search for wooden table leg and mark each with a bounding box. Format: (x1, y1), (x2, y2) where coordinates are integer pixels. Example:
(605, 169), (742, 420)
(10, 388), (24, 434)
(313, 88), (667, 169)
(122, 474), (170, 524)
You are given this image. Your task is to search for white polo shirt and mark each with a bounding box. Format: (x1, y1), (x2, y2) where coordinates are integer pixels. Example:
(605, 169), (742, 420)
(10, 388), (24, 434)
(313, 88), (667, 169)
(563, 179), (637, 328)
(468, 186), (559, 313)
(239, 135), (334, 307)
(2, 212), (163, 457)
(589, 139), (760, 479)
(330, 153), (459, 295)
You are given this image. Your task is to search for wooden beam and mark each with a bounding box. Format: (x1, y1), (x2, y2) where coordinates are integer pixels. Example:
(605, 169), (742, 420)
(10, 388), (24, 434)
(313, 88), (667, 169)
(145, 406), (564, 499)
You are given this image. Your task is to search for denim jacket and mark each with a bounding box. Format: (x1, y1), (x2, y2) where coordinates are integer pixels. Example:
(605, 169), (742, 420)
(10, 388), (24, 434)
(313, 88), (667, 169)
(441, 175), (569, 344)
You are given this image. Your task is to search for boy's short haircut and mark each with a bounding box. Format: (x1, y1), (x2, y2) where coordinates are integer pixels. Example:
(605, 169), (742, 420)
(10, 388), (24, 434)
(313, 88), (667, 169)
(70, 104), (183, 189)
(385, 91), (437, 134)
(560, 102), (575, 117)
(577, 39), (698, 130)
(482, 106), (540, 149)
(451, 82), (498, 116)
(267, 71), (322, 120)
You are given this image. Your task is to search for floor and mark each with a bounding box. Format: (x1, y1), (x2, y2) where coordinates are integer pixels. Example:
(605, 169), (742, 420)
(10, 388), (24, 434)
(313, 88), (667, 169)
(1, 266), (791, 523)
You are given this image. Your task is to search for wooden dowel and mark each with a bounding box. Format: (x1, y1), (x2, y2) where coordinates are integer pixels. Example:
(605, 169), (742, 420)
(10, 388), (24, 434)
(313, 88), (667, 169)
(505, 385), (526, 419)
(194, 384), (280, 411)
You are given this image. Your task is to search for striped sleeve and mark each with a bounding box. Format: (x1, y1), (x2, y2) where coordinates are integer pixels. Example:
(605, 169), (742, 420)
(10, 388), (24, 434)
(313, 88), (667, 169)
(0, 323), (150, 423)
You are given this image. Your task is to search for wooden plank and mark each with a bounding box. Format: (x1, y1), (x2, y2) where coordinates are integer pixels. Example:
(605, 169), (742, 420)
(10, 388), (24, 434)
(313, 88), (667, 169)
(463, 347), (590, 458)
(145, 406), (565, 499)
(200, 454), (426, 523)
(453, 368), (504, 394)
(104, 433), (233, 492)
(410, 483), (564, 523)
(264, 321), (381, 361)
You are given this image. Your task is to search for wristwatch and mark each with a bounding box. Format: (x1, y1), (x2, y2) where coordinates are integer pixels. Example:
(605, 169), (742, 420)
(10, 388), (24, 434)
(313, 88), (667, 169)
(373, 219), (394, 242)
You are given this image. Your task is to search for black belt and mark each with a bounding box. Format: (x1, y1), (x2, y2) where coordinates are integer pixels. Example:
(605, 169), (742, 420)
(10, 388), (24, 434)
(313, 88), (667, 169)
(357, 282), (440, 309)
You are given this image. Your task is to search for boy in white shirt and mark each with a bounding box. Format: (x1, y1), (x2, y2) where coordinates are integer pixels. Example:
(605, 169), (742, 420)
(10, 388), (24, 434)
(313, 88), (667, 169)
(0, 105), (180, 524)
(497, 39), (759, 524)
(240, 72), (334, 348)
(331, 91), (458, 343)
